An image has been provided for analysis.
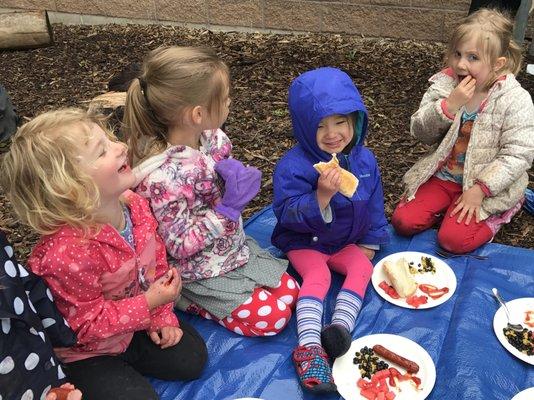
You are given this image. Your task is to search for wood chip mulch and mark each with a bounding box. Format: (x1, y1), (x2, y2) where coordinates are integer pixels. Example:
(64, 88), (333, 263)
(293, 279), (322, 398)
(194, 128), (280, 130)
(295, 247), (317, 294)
(1, 24), (533, 262)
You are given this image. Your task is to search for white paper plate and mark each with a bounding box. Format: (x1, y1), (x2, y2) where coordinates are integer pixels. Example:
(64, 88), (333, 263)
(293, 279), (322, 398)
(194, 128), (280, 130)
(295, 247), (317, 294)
(511, 387), (534, 400)
(493, 297), (534, 365)
(372, 251), (457, 309)
(333, 334), (436, 400)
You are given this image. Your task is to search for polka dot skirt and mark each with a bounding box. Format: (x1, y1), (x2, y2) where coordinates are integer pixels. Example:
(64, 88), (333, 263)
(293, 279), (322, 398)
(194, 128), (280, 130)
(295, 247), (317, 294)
(195, 272), (299, 336)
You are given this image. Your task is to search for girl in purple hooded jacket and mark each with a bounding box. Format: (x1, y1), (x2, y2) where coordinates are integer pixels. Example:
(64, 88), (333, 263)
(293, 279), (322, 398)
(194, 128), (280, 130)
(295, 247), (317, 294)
(272, 67), (389, 393)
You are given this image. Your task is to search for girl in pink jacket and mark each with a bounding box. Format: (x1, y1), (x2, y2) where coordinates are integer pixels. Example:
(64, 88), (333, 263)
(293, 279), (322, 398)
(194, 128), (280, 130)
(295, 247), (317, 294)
(124, 46), (299, 337)
(1, 108), (207, 400)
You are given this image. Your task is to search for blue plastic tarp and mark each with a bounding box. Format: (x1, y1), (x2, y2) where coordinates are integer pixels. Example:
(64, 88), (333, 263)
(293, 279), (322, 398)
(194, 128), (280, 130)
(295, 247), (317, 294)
(152, 206), (534, 400)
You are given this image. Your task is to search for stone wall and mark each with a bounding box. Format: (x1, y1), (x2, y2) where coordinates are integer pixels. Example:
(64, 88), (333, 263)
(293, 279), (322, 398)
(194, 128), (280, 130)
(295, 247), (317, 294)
(1, 0), (532, 43)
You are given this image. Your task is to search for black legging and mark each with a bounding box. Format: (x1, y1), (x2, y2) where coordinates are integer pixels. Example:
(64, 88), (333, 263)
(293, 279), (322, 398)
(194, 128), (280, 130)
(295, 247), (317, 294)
(64, 320), (207, 400)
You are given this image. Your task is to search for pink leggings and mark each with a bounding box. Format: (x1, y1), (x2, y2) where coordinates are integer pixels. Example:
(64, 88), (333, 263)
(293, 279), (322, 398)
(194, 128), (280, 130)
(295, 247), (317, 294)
(287, 244), (373, 301)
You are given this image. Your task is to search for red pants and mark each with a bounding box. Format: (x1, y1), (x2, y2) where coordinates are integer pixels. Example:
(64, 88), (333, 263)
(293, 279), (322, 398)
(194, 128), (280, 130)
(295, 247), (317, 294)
(189, 272), (299, 337)
(392, 177), (493, 254)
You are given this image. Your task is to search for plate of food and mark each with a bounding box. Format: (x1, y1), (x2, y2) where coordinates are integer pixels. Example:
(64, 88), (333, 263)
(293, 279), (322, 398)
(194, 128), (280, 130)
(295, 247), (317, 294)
(492, 297), (534, 365)
(511, 387), (534, 400)
(372, 251), (457, 309)
(333, 333), (436, 400)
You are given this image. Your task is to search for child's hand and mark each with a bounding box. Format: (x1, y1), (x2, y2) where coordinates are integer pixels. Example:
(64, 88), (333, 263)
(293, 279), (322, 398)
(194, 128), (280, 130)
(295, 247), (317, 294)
(357, 245), (375, 260)
(450, 184), (485, 224)
(317, 167), (341, 210)
(149, 326), (184, 349)
(445, 75), (476, 115)
(46, 384), (82, 400)
(145, 268), (182, 310)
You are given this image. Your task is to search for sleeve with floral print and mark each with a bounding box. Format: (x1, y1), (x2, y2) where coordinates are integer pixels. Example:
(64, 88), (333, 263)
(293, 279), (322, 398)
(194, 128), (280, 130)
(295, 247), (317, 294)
(29, 238), (152, 345)
(210, 128), (233, 162)
(148, 232), (179, 332)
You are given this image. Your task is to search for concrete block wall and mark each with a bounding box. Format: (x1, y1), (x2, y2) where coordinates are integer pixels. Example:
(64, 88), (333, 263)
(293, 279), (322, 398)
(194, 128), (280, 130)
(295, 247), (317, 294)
(1, 0), (532, 43)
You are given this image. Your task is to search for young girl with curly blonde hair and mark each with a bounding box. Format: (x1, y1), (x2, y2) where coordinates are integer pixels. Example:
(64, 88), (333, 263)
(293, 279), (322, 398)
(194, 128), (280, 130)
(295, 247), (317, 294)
(1, 109), (207, 400)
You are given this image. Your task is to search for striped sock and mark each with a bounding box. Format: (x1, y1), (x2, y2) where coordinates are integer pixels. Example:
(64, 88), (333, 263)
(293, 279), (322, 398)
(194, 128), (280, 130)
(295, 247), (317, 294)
(331, 289), (362, 333)
(296, 297), (323, 347)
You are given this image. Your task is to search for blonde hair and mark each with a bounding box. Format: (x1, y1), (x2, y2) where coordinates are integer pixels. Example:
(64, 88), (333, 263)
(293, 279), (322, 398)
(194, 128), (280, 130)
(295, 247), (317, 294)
(446, 8), (523, 88)
(0, 108), (115, 235)
(123, 46), (230, 163)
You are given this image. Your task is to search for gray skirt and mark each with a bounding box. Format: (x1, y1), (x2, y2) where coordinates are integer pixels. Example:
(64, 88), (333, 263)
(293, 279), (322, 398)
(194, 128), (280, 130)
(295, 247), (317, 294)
(176, 237), (288, 319)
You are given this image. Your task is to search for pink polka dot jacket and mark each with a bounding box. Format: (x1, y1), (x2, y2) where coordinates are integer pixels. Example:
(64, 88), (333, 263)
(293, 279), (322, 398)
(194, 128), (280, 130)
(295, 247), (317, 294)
(28, 191), (178, 363)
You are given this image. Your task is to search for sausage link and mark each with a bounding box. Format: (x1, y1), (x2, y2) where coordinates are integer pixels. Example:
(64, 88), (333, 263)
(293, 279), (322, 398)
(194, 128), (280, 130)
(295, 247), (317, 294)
(372, 344), (420, 373)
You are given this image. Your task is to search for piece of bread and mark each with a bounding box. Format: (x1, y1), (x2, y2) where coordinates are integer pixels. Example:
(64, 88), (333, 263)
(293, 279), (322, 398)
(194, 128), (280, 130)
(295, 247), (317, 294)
(383, 257), (417, 298)
(313, 153), (359, 198)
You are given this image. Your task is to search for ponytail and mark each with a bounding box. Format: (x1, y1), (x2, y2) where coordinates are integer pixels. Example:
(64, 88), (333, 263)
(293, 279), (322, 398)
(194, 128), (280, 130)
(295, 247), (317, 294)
(122, 46), (230, 165)
(123, 78), (167, 164)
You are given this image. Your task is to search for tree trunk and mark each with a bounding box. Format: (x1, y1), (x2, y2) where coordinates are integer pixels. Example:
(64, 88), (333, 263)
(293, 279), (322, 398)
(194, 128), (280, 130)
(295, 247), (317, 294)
(0, 10), (53, 50)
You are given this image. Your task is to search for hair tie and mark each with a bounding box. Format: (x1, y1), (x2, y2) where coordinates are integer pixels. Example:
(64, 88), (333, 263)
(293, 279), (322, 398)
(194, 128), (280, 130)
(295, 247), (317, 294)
(137, 77), (166, 141)
(137, 76), (148, 104)
(138, 76), (146, 92)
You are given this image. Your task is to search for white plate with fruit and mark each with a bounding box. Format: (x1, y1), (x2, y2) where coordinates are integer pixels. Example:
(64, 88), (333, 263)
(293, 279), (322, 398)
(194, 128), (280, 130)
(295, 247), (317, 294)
(372, 251), (457, 309)
(492, 297), (534, 365)
(333, 333), (436, 400)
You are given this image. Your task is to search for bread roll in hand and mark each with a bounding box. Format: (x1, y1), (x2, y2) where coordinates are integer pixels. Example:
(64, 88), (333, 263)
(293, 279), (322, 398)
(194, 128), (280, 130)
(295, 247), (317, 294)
(313, 153), (359, 198)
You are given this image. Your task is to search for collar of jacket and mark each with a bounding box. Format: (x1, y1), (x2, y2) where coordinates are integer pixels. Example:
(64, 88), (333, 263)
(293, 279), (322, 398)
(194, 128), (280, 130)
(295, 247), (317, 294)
(42, 190), (156, 258)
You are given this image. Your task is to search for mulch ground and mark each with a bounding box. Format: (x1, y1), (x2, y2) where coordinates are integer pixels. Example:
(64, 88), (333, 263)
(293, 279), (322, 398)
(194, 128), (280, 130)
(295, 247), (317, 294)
(1, 24), (533, 262)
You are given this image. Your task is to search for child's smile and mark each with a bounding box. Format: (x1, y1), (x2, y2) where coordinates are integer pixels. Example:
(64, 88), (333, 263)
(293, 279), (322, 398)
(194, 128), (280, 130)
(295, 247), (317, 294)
(316, 115), (354, 154)
(78, 124), (135, 200)
(117, 160), (130, 174)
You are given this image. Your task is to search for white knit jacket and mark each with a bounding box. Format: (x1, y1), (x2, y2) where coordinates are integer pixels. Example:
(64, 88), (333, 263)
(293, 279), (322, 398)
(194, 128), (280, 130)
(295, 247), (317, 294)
(403, 70), (534, 220)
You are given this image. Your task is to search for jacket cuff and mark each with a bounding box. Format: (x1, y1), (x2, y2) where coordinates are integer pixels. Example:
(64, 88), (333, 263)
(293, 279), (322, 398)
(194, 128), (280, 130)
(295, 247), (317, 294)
(359, 229), (390, 246)
(320, 204), (333, 223)
(475, 180), (492, 197)
(215, 203), (240, 222)
(308, 193), (331, 231)
(204, 209), (228, 235)
(149, 304), (179, 333)
(358, 244), (380, 250)
(440, 99), (456, 120)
